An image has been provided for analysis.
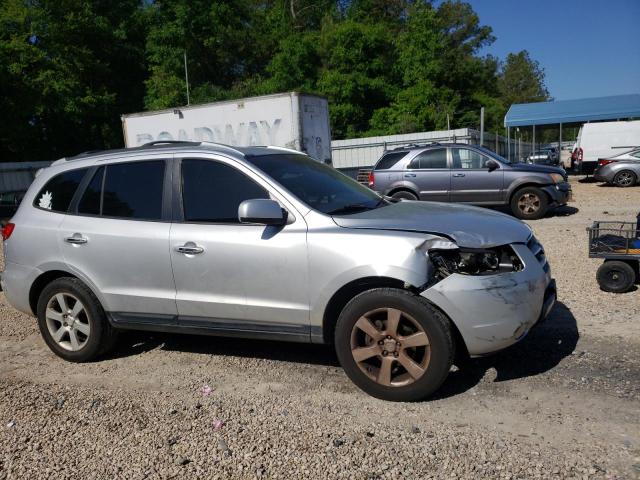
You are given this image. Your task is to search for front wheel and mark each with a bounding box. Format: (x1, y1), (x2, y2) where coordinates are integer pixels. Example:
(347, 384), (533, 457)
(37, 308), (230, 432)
(596, 261), (636, 293)
(335, 288), (454, 401)
(613, 170), (637, 187)
(510, 187), (549, 220)
(37, 277), (117, 362)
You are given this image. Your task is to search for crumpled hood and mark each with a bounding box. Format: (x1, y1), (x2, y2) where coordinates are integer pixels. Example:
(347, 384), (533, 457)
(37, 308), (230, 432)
(331, 201), (532, 248)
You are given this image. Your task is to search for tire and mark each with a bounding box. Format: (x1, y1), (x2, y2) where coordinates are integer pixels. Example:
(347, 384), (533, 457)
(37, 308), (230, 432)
(334, 288), (454, 401)
(596, 261), (636, 293)
(510, 187), (549, 220)
(613, 170), (637, 188)
(391, 190), (418, 201)
(36, 277), (117, 362)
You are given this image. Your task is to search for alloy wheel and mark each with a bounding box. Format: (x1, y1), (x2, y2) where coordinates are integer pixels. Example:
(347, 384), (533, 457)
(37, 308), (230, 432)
(349, 308), (430, 387)
(517, 193), (541, 214)
(615, 171), (634, 187)
(45, 293), (90, 351)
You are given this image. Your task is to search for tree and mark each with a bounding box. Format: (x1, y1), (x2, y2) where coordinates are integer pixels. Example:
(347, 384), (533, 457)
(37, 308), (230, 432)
(0, 0), (147, 161)
(498, 50), (550, 106)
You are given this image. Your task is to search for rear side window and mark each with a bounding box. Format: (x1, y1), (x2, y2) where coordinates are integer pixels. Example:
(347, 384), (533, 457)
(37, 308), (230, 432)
(34, 168), (88, 212)
(182, 159), (269, 223)
(76, 162), (165, 220)
(374, 152), (407, 170)
(102, 161), (165, 220)
(408, 149), (448, 169)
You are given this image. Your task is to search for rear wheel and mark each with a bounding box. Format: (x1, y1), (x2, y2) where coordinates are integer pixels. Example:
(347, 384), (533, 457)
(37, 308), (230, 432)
(596, 261), (636, 293)
(335, 288), (453, 401)
(391, 190), (418, 201)
(613, 170), (637, 187)
(510, 187), (549, 220)
(37, 277), (117, 362)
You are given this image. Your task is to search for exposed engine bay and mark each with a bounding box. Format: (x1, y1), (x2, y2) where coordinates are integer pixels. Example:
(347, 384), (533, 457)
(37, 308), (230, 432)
(428, 246), (524, 281)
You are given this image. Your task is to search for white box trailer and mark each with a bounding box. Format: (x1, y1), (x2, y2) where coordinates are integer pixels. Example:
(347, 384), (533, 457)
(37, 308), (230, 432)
(121, 92), (332, 163)
(575, 120), (640, 174)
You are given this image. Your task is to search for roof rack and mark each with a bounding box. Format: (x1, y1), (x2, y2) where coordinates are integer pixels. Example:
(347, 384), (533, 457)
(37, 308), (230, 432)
(391, 141), (442, 151)
(141, 140), (201, 147)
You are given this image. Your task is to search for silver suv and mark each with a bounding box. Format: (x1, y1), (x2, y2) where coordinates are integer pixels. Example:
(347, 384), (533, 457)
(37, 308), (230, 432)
(369, 143), (571, 220)
(0, 141), (556, 401)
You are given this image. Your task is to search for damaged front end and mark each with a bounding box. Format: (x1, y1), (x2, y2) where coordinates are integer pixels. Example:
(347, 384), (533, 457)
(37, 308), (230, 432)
(419, 238), (556, 356)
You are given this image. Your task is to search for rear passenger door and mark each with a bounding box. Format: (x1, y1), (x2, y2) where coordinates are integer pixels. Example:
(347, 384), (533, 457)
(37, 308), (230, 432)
(406, 148), (450, 202)
(59, 156), (177, 321)
(449, 147), (504, 204)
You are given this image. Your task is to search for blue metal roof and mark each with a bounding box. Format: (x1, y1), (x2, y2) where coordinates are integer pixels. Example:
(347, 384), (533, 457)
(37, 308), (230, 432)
(504, 94), (640, 127)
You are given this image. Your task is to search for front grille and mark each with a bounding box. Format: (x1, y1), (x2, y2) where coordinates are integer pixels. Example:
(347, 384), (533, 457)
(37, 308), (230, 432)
(527, 236), (549, 272)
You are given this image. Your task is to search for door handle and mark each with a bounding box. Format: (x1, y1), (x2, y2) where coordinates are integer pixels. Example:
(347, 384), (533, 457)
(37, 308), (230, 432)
(404, 173), (416, 178)
(175, 243), (204, 255)
(452, 173), (466, 178)
(64, 234), (88, 245)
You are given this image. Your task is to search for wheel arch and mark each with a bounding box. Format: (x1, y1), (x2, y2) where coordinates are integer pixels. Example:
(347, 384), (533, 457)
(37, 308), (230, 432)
(29, 270), (83, 316)
(387, 186), (419, 199)
(508, 182), (552, 204)
(321, 276), (405, 344)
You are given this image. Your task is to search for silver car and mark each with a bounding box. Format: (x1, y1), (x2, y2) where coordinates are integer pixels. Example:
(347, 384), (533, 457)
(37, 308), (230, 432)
(0, 142), (556, 401)
(594, 147), (640, 187)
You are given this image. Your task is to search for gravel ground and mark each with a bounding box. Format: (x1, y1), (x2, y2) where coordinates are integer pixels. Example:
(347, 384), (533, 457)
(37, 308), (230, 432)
(1, 178), (639, 479)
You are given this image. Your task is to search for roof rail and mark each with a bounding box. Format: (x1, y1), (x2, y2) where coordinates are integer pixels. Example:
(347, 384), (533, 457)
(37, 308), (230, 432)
(198, 141), (247, 156)
(390, 141), (441, 151)
(141, 140), (200, 147)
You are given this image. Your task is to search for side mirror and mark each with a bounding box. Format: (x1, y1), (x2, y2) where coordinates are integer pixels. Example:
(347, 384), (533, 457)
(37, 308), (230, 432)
(238, 199), (286, 226)
(486, 159), (499, 172)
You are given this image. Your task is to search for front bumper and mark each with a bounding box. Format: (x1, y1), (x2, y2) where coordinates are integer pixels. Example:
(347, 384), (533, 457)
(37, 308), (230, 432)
(542, 182), (572, 206)
(421, 242), (555, 356)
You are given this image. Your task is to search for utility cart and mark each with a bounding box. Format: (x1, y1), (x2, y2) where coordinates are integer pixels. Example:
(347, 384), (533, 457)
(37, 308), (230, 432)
(588, 218), (640, 293)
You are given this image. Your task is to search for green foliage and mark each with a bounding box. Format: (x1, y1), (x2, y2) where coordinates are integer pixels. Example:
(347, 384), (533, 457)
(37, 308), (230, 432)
(498, 50), (550, 107)
(0, 0), (551, 161)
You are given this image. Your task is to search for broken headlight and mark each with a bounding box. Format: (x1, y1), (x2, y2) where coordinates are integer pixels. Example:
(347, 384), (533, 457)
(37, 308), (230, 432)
(428, 246), (523, 281)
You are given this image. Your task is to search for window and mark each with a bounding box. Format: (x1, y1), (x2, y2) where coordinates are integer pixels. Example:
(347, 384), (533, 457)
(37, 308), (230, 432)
(452, 148), (490, 169)
(100, 161), (165, 220)
(182, 159), (269, 223)
(374, 152), (407, 170)
(34, 168), (88, 212)
(244, 154), (381, 215)
(408, 149), (448, 169)
(77, 167), (104, 215)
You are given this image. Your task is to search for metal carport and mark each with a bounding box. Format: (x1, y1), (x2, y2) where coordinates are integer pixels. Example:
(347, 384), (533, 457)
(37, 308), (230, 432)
(503, 94), (640, 162)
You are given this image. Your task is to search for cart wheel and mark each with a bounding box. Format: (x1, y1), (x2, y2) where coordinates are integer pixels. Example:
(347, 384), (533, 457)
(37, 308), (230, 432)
(596, 261), (636, 293)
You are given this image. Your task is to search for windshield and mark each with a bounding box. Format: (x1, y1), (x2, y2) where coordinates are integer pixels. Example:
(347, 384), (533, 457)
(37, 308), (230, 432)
(477, 146), (511, 164)
(246, 154), (384, 215)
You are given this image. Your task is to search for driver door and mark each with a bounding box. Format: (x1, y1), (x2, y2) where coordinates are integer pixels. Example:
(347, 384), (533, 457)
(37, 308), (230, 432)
(449, 147), (504, 204)
(169, 156), (310, 338)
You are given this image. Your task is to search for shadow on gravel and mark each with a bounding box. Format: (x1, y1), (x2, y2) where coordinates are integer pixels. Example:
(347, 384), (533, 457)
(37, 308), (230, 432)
(108, 331), (340, 367)
(105, 303), (577, 401)
(433, 301), (579, 400)
(491, 205), (579, 219)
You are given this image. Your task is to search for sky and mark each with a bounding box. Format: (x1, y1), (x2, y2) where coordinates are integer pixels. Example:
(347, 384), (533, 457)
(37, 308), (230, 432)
(466, 0), (640, 101)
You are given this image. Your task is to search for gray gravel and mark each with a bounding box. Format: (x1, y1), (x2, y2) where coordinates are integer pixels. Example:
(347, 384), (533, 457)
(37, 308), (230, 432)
(1, 178), (639, 479)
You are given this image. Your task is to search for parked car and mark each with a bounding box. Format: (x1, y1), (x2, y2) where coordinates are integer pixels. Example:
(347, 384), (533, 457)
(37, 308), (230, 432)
(369, 143), (571, 220)
(0, 141), (556, 402)
(594, 149), (640, 187)
(0, 191), (24, 223)
(574, 120), (640, 174)
(526, 149), (558, 166)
